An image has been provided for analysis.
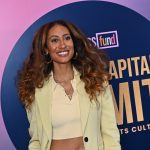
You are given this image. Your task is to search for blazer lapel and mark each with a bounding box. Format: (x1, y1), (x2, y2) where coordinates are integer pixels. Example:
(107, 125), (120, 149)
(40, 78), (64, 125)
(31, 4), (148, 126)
(35, 78), (52, 141)
(76, 73), (91, 134)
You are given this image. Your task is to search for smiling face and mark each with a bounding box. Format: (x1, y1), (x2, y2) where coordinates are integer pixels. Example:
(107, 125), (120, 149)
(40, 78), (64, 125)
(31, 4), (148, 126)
(46, 24), (74, 67)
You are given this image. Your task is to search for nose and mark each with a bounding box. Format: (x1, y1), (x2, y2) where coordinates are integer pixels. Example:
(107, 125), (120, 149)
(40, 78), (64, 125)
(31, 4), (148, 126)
(59, 39), (66, 49)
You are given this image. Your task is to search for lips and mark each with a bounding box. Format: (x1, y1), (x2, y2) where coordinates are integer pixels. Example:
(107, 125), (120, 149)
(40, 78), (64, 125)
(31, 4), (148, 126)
(56, 50), (69, 56)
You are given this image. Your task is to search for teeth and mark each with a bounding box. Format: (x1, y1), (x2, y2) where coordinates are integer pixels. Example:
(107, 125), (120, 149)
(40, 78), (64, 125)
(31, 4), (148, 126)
(57, 51), (68, 56)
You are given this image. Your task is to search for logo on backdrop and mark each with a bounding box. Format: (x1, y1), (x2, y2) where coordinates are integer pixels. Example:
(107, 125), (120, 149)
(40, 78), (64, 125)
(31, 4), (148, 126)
(88, 30), (119, 49)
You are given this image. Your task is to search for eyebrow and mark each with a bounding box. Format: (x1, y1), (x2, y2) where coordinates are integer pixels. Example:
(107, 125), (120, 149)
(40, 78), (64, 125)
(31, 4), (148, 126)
(48, 34), (71, 39)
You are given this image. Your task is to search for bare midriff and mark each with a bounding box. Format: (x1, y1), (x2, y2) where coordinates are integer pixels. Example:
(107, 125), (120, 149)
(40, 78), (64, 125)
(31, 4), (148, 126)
(50, 136), (85, 150)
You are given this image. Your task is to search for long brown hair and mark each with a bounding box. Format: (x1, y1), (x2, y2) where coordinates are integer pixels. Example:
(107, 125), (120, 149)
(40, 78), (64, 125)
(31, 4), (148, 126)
(18, 20), (111, 108)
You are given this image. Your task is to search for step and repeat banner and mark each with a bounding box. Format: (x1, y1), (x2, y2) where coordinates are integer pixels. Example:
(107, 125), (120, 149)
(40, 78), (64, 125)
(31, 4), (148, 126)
(0, 0), (150, 150)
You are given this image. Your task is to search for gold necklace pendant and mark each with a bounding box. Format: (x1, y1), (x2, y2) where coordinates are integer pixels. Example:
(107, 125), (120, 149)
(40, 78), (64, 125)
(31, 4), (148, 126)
(65, 86), (74, 101)
(67, 94), (72, 100)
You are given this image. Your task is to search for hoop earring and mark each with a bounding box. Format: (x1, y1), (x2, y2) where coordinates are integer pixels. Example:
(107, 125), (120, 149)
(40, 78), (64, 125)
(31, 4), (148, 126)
(46, 56), (52, 64)
(44, 51), (52, 64)
(73, 52), (78, 60)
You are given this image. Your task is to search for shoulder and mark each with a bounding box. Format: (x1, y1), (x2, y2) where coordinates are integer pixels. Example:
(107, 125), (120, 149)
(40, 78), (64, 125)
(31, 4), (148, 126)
(34, 78), (52, 103)
(35, 78), (51, 93)
(97, 80), (112, 102)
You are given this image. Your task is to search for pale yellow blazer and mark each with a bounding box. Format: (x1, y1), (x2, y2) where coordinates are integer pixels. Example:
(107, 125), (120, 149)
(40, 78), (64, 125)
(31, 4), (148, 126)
(26, 71), (121, 150)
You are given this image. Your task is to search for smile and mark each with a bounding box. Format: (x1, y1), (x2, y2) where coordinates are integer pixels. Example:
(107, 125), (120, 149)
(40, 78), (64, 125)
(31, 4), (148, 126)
(57, 50), (69, 56)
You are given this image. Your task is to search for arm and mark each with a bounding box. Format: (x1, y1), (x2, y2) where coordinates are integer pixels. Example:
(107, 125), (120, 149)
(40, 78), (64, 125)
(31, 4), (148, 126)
(26, 101), (40, 150)
(100, 84), (121, 150)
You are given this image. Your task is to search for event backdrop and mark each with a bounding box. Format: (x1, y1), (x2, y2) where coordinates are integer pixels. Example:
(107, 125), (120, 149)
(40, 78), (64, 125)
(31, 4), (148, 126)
(0, 0), (150, 150)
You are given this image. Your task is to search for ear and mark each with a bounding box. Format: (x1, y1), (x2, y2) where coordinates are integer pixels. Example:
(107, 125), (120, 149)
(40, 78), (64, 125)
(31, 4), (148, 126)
(74, 39), (85, 58)
(45, 49), (49, 54)
(41, 48), (49, 55)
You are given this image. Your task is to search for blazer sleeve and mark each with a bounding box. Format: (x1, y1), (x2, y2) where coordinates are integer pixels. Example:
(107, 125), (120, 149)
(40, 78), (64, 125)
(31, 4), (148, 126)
(26, 101), (41, 150)
(100, 84), (121, 150)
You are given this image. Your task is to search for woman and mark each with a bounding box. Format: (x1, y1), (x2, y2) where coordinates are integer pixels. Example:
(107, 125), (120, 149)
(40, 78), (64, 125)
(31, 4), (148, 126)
(18, 20), (121, 150)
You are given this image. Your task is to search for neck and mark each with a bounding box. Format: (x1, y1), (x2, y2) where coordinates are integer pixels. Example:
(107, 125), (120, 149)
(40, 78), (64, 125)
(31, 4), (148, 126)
(53, 63), (74, 81)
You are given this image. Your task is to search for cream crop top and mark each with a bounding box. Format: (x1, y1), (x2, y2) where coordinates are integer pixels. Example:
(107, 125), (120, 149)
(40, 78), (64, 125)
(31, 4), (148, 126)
(51, 71), (83, 140)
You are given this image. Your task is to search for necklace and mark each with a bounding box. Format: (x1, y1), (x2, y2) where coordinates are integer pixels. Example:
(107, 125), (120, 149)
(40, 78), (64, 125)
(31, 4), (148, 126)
(65, 85), (74, 100)
(53, 74), (74, 84)
(53, 72), (74, 100)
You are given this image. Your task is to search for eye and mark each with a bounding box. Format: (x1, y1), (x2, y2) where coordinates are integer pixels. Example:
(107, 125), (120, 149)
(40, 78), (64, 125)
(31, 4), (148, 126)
(64, 35), (72, 41)
(51, 38), (59, 43)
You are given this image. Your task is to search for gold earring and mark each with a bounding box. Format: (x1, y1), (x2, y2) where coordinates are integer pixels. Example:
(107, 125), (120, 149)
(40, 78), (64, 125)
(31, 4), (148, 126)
(73, 52), (78, 60)
(44, 51), (52, 64)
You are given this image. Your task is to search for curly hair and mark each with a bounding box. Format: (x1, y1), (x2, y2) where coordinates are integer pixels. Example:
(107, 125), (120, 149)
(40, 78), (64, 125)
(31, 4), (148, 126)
(18, 20), (111, 108)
